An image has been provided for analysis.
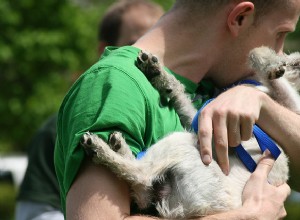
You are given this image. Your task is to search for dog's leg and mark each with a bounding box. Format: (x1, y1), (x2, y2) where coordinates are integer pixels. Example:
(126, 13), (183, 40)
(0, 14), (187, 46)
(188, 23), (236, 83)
(284, 52), (300, 92)
(248, 46), (286, 81)
(248, 47), (300, 113)
(81, 132), (148, 185)
(136, 51), (197, 128)
(80, 132), (174, 210)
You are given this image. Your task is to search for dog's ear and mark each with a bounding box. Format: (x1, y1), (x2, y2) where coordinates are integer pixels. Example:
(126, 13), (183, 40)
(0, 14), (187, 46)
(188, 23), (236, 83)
(227, 2), (255, 37)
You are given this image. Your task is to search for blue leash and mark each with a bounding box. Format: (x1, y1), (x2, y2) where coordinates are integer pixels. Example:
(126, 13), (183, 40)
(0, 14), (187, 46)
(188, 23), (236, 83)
(233, 125), (281, 172)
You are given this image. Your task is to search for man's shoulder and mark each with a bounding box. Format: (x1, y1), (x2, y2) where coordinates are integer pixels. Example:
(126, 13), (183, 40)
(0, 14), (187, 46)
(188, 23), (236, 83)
(79, 46), (148, 88)
(92, 46), (141, 74)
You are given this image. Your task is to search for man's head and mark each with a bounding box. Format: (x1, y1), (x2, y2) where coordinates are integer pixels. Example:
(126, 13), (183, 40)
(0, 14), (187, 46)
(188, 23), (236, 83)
(98, 0), (163, 53)
(169, 0), (300, 86)
(173, 0), (290, 22)
(171, 0), (299, 51)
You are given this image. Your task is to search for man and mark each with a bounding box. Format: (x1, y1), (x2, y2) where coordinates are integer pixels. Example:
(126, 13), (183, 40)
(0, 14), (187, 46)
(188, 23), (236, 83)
(55, 0), (300, 219)
(15, 1), (163, 219)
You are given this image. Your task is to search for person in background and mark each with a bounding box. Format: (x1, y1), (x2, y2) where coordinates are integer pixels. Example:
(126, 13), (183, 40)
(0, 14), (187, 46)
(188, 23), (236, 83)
(55, 0), (300, 219)
(15, 1), (163, 220)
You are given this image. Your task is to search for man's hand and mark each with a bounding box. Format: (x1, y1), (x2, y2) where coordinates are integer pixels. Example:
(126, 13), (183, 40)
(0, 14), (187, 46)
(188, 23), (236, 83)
(198, 85), (266, 174)
(242, 150), (291, 219)
(196, 150), (291, 220)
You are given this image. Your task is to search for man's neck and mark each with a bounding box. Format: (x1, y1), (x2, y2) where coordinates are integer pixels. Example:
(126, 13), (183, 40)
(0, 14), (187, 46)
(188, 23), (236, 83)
(133, 10), (226, 84)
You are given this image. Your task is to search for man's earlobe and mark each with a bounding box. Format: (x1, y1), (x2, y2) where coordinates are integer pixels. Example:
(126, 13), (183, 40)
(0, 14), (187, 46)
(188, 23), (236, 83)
(227, 2), (254, 37)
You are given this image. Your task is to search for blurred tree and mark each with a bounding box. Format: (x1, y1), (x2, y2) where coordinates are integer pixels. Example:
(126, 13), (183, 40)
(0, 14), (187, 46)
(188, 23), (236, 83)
(0, 0), (105, 152)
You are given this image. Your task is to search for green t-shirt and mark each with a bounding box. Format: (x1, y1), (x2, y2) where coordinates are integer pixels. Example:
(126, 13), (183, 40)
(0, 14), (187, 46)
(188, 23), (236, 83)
(54, 46), (212, 214)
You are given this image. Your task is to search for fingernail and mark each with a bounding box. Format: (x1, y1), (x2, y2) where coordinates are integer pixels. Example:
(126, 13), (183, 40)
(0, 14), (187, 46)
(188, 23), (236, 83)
(222, 168), (229, 176)
(263, 149), (271, 157)
(202, 155), (211, 165)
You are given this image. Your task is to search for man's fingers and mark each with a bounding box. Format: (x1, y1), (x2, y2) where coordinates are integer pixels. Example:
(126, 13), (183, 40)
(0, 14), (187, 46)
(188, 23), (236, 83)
(240, 116), (253, 141)
(198, 110), (213, 165)
(278, 187), (289, 219)
(254, 150), (275, 179)
(278, 183), (291, 199)
(279, 207), (287, 219)
(227, 113), (241, 147)
(212, 111), (229, 174)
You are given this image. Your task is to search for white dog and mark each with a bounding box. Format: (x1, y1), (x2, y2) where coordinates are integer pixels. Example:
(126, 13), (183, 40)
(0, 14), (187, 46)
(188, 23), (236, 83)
(80, 46), (300, 219)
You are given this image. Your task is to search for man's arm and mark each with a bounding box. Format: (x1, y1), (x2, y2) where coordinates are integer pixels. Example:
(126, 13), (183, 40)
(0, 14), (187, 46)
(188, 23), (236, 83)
(198, 85), (300, 191)
(258, 89), (300, 191)
(66, 159), (159, 220)
(66, 153), (290, 220)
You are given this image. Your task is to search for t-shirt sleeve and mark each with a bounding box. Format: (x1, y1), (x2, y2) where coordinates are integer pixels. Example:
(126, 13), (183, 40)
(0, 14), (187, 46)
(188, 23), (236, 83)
(55, 65), (149, 202)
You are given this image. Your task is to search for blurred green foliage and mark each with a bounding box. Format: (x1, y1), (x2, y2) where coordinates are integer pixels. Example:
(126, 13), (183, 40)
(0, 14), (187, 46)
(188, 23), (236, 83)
(0, 182), (16, 220)
(0, 0), (97, 152)
(286, 201), (300, 220)
(285, 20), (300, 52)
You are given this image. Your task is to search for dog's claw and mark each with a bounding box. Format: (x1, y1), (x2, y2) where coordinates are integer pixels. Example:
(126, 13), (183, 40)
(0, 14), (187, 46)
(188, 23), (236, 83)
(80, 132), (92, 146)
(81, 132), (96, 156)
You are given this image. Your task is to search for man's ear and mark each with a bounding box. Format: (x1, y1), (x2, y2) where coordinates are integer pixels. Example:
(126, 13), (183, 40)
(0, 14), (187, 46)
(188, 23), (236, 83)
(227, 2), (255, 37)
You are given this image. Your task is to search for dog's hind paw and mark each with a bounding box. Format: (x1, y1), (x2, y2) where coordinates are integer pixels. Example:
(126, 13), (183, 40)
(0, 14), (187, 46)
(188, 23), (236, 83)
(109, 131), (134, 159)
(137, 50), (162, 80)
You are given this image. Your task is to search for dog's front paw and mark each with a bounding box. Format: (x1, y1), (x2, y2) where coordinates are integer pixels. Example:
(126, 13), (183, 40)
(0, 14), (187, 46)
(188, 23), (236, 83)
(248, 46), (288, 82)
(137, 50), (162, 80)
(267, 64), (286, 80)
(109, 131), (123, 152)
(80, 132), (98, 156)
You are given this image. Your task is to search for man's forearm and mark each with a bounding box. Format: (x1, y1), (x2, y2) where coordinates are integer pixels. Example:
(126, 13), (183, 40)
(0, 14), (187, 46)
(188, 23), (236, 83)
(199, 208), (254, 220)
(127, 208), (253, 220)
(258, 92), (300, 191)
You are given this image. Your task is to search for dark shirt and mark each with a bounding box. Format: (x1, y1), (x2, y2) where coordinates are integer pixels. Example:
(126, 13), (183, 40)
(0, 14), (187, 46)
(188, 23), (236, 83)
(17, 114), (61, 210)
